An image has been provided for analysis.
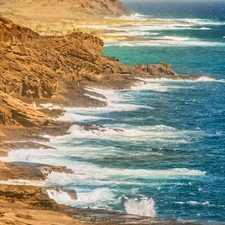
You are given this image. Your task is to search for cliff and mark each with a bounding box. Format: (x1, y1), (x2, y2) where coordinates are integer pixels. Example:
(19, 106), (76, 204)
(0, 16), (133, 125)
(0, 0), (130, 19)
(0, 16), (182, 127)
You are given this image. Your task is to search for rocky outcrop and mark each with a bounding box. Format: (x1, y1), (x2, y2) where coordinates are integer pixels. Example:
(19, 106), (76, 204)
(0, 16), (206, 127)
(0, 184), (57, 208)
(147, 62), (177, 76)
(134, 62), (177, 77)
(0, 161), (45, 180)
(0, 16), (132, 101)
(0, 91), (49, 126)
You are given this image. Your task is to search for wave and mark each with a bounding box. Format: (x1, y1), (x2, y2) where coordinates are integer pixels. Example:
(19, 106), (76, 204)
(177, 18), (225, 26)
(76, 188), (114, 205)
(119, 13), (148, 21)
(131, 82), (169, 92)
(57, 111), (103, 122)
(152, 18), (225, 26)
(48, 187), (115, 207)
(200, 27), (211, 30)
(63, 123), (200, 144)
(175, 201), (210, 206)
(47, 189), (75, 205)
(137, 77), (225, 84)
(106, 31), (151, 37)
(125, 198), (156, 217)
(196, 76), (216, 82)
(105, 39), (225, 48)
(1, 148), (206, 181)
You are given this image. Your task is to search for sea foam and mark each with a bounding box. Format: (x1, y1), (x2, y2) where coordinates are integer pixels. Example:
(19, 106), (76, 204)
(124, 198), (156, 217)
(47, 189), (75, 205)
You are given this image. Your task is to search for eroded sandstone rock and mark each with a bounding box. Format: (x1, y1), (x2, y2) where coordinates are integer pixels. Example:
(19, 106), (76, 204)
(0, 184), (57, 209)
(0, 91), (49, 126)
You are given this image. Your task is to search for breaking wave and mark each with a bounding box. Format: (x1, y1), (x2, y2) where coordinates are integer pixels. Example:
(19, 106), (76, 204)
(125, 198), (156, 217)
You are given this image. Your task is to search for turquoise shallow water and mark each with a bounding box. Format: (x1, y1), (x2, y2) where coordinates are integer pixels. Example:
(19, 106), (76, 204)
(2, 1), (225, 223)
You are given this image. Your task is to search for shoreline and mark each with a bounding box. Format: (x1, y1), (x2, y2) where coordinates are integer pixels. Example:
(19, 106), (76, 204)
(0, 78), (220, 225)
(0, 14), (220, 225)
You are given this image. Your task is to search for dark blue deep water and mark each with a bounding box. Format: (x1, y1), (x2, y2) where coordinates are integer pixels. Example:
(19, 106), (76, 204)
(3, 1), (225, 224)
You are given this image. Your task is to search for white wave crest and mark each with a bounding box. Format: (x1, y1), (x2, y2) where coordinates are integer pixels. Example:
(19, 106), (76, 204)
(105, 39), (225, 48)
(65, 123), (195, 143)
(76, 188), (114, 204)
(196, 76), (216, 82)
(179, 18), (225, 26)
(47, 189), (75, 205)
(200, 27), (211, 30)
(131, 82), (168, 92)
(125, 198), (156, 217)
(119, 13), (148, 21)
(176, 201), (210, 206)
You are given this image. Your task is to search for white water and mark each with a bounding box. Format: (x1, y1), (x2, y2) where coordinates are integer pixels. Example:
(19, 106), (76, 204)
(125, 198), (156, 217)
(47, 189), (75, 205)
(105, 39), (225, 47)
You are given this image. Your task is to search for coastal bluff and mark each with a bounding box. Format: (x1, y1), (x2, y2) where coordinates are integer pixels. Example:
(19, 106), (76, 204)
(0, 16), (207, 127)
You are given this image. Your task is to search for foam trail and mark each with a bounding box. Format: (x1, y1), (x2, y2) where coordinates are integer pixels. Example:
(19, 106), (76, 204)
(137, 76), (225, 83)
(131, 82), (168, 92)
(125, 198), (156, 217)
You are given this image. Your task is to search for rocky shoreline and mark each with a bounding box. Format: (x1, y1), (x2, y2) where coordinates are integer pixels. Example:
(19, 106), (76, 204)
(0, 12), (215, 225)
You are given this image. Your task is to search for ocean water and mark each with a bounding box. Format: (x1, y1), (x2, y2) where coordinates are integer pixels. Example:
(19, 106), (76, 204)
(2, 1), (225, 224)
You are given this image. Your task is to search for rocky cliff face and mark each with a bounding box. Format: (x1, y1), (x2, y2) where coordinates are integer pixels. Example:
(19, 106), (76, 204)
(0, 16), (180, 127)
(0, 0), (130, 18)
(0, 16), (132, 99)
(0, 16), (133, 125)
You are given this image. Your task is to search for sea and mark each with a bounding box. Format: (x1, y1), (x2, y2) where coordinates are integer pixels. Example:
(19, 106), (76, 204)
(2, 1), (225, 224)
